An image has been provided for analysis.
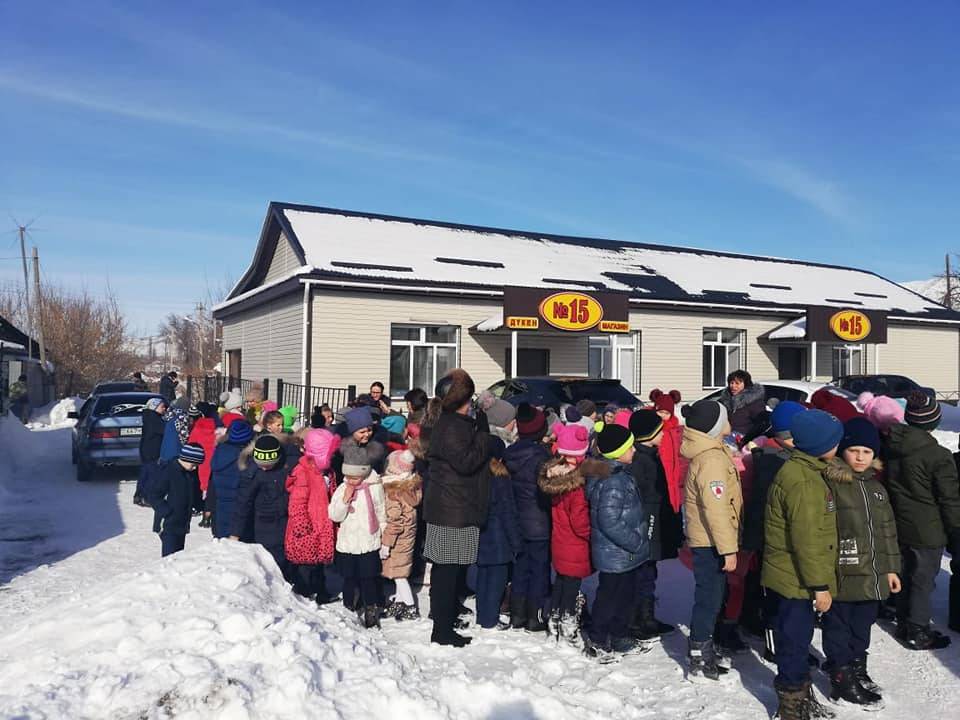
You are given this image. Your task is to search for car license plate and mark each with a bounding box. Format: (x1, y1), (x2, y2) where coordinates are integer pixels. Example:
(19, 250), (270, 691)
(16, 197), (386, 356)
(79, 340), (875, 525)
(120, 428), (141, 437)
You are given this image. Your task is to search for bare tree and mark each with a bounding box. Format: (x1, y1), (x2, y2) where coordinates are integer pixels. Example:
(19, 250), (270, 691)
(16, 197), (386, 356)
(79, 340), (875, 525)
(154, 272), (233, 375)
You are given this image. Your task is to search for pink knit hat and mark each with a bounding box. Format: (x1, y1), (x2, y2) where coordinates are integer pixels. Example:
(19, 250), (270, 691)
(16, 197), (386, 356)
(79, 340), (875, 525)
(553, 422), (590, 457)
(858, 392), (905, 432)
(261, 400), (279, 414)
(386, 449), (416, 475)
(614, 409), (633, 429)
(303, 429), (340, 471)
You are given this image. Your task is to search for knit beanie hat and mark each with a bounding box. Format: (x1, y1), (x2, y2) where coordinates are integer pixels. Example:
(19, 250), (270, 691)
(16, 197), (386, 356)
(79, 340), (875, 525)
(810, 388), (861, 424)
(613, 409), (633, 429)
(261, 400), (279, 415)
(381, 414), (407, 436)
(478, 390), (517, 428)
(857, 392), (904, 432)
(838, 417), (881, 455)
(553, 422), (590, 457)
(596, 423), (634, 460)
(604, 404), (620, 417)
(770, 400), (807, 438)
(310, 406), (325, 429)
(386, 449), (416, 476)
(252, 435), (282, 467)
(220, 389), (243, 412)
(904, 391), (942, 432)
(179, 442), (205, 465)
(649, 389), (682, 417)
(342, 444), (372, 478)
(187, 404), (202, 419)
(681, 400), (728, 438)
(575, 399), (597, 418)
(564, 406), (582, 423)
(790, 409), (844, 458)
(629, 409), (664, 443)
(228, 420), (254, 445)
(304, 428), (340, 470)
(345, 406), (374, 434)
(516, 402), (547, 439)
(279, 405), (298, 431)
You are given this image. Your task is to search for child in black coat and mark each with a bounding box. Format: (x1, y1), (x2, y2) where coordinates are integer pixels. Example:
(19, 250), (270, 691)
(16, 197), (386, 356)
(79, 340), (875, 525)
(150, 443), (205, 557)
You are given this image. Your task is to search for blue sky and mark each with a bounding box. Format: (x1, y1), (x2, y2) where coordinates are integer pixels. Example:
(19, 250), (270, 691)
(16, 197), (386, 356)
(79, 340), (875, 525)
(2, 1), (958, 334)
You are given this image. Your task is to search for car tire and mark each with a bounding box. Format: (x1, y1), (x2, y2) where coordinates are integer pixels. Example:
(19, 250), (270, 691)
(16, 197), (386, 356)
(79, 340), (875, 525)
(76, 460), (93, 482)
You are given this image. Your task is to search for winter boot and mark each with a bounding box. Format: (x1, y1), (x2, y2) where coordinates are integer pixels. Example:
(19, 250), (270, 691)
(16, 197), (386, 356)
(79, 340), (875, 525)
(547, 608), (563, 642)
(850, 656), (880, 695)
(510, 595), (528, 630)
(526, 602), (548, 633)
(381, 600), (403, 619)
(829, 666), (882, 708)
(362, 605), (381, 629)
(395, 603), (421, 622)
(714, 618), (748, 654)
(897, 621), (952, 650)
(583, 634), (619, 664)
(805, 684), (836, 720)
(773, 683), (810, 720)
(612, 635), (653, 655)
(628, 596), (673, 640)
(564, 593), (587, 650)
(430, 628), (472, 647)
(687, 639), (727, 681)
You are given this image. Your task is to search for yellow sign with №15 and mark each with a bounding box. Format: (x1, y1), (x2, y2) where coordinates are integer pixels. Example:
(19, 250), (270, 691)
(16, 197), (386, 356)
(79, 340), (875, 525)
(538, 292), (604, 331)
(829, 310), (872, 342)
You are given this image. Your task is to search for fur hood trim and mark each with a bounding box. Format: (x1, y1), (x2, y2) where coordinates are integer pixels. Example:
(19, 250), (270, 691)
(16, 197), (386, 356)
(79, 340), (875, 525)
(381, 472), (423, 504)
(823, 457), (883, 483)
(538, 457), (607, 495)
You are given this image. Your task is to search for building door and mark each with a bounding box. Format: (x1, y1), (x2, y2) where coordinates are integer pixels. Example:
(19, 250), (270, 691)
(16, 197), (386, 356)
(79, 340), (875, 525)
(778, 346), (806, 380)
(504, 348), (550, 377)
(226, 350), (242, 381)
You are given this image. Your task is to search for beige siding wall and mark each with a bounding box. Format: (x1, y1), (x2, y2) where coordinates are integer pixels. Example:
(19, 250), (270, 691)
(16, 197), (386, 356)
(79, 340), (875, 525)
(220, 292), (304, 383)
(880, 324), (959, 392)
(263, 233), (300, 284)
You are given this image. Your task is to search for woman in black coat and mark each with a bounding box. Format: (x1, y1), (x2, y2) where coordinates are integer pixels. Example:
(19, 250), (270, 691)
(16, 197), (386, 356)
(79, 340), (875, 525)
(719, 369), (766, 438)
(423, 368), (491, 647)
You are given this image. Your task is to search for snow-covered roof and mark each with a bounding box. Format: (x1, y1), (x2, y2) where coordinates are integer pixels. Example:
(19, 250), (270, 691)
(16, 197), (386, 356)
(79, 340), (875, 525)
(767, 316), (807, 340)
(223, 203), (959, 321)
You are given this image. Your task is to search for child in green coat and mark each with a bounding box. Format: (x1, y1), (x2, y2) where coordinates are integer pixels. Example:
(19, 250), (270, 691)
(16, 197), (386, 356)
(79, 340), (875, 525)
(821, 417), (900, 709)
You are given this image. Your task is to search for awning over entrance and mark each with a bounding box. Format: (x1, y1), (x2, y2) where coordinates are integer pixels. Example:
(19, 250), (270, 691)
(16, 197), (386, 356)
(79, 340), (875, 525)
(763, 316), (807, 341)
(469, 311), (504, 333)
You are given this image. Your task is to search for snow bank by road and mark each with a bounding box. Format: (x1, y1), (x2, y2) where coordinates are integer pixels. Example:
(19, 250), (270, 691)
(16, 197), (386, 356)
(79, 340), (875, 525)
(28, 396), (80, 428)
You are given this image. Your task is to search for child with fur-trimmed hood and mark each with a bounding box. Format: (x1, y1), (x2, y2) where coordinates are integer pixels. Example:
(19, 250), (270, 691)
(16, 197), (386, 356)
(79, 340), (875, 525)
(380, 449), (424, 621)
(538, 422), (602, 647)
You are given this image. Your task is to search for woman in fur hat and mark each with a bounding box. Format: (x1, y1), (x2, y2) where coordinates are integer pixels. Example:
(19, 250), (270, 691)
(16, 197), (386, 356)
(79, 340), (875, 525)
(422, 369), (492, 647)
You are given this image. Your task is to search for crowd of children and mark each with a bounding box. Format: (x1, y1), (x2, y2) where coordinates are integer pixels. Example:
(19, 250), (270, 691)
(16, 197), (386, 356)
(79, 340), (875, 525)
(141, 372), (960, 720)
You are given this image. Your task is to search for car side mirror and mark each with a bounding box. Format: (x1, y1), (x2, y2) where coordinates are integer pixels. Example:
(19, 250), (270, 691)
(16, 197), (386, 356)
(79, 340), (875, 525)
(67, 411), (79, 419)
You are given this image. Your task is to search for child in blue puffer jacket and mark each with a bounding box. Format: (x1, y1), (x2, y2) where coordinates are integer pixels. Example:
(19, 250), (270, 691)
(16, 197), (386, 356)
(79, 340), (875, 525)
(585, 423), (650, 662)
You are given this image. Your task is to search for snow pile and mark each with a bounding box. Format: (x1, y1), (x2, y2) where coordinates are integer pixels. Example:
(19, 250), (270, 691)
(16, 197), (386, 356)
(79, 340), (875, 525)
(28, 396), (81, 427)
(933, 430), (958, 453)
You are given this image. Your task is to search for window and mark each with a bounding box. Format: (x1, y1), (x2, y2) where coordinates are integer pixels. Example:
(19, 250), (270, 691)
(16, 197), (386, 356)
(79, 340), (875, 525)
(832, 345), (862, 379)
(390, 325), (458, 397)
(702, 328), (745, 389)
(588, 334), (638, 392)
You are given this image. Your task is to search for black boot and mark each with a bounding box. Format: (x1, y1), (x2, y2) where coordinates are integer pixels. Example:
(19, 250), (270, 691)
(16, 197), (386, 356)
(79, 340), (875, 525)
(510, 595), (527, 629)
(897, 621), (952, 650)
(688, 639), (727, 681)
(850, 656), (880, 695)
(829, 665), (882, 708)
(362, 605), (381, 629)
(526, 602), (547, 633)
(629, 596), (673, 640)
(547, 608), (562, 642)
(773, 683), (809, 720)
(714, 618), (748, 654)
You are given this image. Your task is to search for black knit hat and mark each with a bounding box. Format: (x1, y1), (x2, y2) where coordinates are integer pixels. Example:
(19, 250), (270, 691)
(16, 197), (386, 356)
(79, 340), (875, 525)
(252, 434), (282, 466)
(680, 400), (728, 438)
(516, 402), (547, 439)
(905, 391), (942, 432)
(597, 423), (634, 459)
(629, 409), (664, 443)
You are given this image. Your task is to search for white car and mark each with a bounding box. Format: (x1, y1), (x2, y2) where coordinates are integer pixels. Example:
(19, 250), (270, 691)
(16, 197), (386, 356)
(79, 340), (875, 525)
(698, 380), (858, 410)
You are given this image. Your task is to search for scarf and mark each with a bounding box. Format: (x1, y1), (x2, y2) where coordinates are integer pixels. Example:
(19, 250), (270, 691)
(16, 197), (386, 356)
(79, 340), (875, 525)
(345, 478), (379, 536)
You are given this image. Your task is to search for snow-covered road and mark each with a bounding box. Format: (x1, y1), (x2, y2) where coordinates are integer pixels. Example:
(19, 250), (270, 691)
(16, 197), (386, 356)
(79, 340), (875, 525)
(1, 415), (959, 719)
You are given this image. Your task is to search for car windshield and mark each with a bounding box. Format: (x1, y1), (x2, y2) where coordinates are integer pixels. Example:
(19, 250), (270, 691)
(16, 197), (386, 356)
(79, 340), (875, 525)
(567, 381), (638, 405)
(93, 394), (157, 417)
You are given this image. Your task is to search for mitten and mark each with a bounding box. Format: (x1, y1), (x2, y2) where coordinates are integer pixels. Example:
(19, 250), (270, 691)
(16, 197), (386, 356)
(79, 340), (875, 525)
(379, 545), (391, 560)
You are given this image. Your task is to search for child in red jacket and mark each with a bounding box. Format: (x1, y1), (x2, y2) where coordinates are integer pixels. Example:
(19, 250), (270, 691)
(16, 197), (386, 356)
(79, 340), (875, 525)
(649, 389), (685, 517)
(285, 428), (341, 604)
(538, 423), (605, 648)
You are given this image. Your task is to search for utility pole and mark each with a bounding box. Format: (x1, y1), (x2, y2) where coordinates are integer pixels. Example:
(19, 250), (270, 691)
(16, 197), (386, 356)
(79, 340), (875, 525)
(18, 226), (32, 359)
(195, 302), (205, 371)
(946, 254), (953, 310)
(32, 247), (47, 367)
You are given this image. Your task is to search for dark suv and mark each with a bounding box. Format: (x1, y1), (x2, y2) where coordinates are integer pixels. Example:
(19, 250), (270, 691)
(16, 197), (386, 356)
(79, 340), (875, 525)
(833, 374), (935, 401)
(485, 377), (639, 412)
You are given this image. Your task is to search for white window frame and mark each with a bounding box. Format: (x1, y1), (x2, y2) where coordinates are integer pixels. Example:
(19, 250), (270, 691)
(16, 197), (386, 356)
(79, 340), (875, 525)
(389, 325), (459, 398)
(588, 333), (639, 393)
(702, 328), (746, 390)
(832, 344), (863, 379)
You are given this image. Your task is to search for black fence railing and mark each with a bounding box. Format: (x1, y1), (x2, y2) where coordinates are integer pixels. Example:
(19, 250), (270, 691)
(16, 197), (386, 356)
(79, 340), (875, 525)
(276, 379), (355, 418)
(186, 375), (355, 418)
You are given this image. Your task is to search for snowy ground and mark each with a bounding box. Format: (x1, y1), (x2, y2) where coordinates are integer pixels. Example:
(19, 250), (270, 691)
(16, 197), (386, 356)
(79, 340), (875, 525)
(1, 416), (959, 719)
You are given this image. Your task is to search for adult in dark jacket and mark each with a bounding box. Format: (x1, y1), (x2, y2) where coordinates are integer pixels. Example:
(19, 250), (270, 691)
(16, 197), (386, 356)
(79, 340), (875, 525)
(158, 371), (178, 403)
(719, 370), (766, 438)
(503, 403), (552, 632)
(423, 369), (491, 647)
(132, 372), (149, 392)
(628, 410), (679, 640)
(229, 435), (294, 582)
(206, 420), (255, 539)
(476, 437), (520, 629)
(149, 443), (205, 557)
(135, 397), (167, 506)
(883, 393), (959, 649)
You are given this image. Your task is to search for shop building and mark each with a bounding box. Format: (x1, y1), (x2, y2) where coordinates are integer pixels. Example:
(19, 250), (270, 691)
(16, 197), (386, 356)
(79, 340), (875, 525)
(214, 202), (960, 405)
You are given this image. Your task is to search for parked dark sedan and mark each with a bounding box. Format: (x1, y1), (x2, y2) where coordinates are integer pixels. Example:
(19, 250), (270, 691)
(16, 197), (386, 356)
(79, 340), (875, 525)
(833, 374), (935, 401)
(70, 391), (163, 481)
(485, 377), (639, 412)
(90, 380), (139, 395)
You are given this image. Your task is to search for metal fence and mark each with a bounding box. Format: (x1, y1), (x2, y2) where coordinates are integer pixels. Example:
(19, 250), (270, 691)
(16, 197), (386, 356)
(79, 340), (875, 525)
(937, 390), (960, 406)
(186, 374), (355, 417)
(276, 379), (355, 417)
